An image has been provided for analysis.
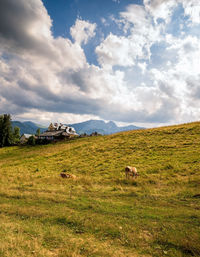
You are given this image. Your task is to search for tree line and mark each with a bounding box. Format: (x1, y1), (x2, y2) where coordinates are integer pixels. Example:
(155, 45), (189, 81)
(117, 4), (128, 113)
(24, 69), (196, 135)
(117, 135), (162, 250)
(0, 114), (46, 147)
(0, 114), (20, 147)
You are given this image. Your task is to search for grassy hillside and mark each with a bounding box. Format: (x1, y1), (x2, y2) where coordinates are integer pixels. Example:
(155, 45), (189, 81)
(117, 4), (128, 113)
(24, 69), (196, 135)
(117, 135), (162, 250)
(0, 122), (200, 257)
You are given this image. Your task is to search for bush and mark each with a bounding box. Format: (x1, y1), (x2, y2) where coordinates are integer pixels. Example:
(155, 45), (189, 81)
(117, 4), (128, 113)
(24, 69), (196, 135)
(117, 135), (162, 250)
(27, 136), (36, 146)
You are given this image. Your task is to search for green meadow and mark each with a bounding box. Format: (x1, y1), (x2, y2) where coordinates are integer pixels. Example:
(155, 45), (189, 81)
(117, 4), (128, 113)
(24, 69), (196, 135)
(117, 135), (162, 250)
(0, 122), (200, 257)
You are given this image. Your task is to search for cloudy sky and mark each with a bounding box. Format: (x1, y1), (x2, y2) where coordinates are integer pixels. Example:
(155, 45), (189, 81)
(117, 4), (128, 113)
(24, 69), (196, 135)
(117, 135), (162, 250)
(0, 0), (200, 127)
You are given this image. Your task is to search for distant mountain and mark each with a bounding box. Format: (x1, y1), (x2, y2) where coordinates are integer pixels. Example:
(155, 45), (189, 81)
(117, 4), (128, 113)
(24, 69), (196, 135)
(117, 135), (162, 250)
(11, 121), (47, 135)
(69, 120), (144, 135)
(11, 119), (144, 136)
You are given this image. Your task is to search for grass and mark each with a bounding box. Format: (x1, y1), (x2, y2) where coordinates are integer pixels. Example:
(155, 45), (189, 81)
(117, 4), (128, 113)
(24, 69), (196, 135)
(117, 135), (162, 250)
(0, 122), (200, 256)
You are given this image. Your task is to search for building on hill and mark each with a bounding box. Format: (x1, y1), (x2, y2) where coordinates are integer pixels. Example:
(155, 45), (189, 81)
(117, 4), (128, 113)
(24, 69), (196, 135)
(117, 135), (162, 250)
(39, 123), (78, 141)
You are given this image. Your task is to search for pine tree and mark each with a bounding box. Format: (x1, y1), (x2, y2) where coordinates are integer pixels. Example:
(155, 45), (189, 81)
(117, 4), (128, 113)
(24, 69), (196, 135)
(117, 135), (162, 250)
(13, 126), (20, 144)
(36, 128), (40, 137)
(0, 115), (3, 147)
(0, 114), (13, 147)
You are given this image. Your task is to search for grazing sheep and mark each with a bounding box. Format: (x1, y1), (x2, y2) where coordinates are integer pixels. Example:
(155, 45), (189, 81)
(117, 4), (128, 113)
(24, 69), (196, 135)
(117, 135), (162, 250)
(60, 173), (76, 179)
(125, 166), (138, 179)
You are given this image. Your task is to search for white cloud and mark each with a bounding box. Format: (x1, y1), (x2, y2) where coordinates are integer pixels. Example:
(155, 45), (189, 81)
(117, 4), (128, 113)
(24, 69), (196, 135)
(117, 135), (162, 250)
(96, 4), (164, 70)
(138, 62), (147, 74)
(147, 33), (200, 122)
(96, 34), (137, 68)
(167, 35), (200, 75)
(13, 109), (99, 126)
(144, 0), (177, 24)
(144, 0), (200, 25)
(70, 19), (96, 45)
(182, 0), (200, 25)
(0, 0), (200, 126)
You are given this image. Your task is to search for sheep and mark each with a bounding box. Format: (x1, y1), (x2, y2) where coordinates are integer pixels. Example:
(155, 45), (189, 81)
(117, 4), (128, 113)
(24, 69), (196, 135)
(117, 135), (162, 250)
(125, 166), (138, 179)
(60, 173), (76, 179)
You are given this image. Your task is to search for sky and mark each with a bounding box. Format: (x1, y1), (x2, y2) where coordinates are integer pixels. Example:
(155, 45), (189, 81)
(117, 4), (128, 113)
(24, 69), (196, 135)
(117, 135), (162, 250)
(0, 0), (200, 127)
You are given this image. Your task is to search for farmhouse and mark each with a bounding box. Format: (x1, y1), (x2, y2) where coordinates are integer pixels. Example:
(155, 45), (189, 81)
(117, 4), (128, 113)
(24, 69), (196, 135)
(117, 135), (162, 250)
(39, 123), (78, 141)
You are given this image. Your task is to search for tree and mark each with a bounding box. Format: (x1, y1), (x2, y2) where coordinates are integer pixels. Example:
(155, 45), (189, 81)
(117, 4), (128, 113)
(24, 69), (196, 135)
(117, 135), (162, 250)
(27, 136), (36, 146)
(0, 114), (13, 147)
(13, 126), (20, 144)
(0, 115), (3, 147)
(36, 128), (40, 137)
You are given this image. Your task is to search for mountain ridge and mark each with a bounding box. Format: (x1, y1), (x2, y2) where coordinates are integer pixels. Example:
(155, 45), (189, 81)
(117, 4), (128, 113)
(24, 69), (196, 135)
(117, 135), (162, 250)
(11, 119), (144, 135)
(11, 121), (47, 135)
(69, 119), (144, 135)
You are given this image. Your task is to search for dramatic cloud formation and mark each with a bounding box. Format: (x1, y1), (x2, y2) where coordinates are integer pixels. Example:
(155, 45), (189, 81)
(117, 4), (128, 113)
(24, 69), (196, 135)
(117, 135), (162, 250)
(0, 0), (200, 126)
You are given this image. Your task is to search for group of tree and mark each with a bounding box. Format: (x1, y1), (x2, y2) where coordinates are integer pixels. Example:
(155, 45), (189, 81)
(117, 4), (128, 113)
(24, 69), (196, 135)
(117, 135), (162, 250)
(0, 114), (49, 147)
(0, 114), (20, 147)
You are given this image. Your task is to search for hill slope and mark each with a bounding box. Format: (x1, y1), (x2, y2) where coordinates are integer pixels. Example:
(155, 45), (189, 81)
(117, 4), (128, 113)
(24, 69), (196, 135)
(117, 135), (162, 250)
(0, 122), (200, 257)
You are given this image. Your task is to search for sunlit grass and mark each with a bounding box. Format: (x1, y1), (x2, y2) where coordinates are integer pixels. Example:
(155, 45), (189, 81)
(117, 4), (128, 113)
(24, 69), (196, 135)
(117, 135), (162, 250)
(0, 122), (200, 256)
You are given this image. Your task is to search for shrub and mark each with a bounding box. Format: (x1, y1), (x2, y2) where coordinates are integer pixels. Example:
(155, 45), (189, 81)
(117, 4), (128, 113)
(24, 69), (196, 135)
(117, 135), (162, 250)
(27, 136), (36, 146)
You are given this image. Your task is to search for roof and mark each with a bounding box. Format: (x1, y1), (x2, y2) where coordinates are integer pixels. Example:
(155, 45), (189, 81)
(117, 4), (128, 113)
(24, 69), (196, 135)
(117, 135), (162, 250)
(61, 132), (70, 137)
(40, 130), (79, 137)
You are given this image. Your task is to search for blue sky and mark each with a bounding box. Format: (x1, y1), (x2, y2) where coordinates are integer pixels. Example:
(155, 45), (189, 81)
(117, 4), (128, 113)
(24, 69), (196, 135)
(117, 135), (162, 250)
(0, 0), (200, 127)
(42, 0), (142, 37)
(42, 0), (143, 65)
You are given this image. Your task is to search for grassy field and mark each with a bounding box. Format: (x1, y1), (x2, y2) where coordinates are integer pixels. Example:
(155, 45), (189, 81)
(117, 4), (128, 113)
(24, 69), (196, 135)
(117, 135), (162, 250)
(0, 122), (200, 257)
